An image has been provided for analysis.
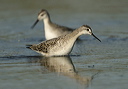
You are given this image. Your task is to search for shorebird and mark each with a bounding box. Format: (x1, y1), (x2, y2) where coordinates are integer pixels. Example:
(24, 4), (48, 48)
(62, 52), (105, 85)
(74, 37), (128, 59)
(31, 9), (74, 40)
(27, 25), (101, 56)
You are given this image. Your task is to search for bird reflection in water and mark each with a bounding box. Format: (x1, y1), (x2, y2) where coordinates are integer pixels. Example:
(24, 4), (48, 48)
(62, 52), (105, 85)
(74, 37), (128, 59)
(31, 56), (92, 86)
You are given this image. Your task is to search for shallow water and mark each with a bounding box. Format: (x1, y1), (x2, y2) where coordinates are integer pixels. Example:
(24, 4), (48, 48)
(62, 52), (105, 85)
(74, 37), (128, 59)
(0, 0), (128, 89)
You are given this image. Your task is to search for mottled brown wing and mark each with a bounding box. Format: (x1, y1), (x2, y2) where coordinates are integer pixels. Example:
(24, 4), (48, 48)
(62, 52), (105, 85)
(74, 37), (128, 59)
(34, 38), (59, 53)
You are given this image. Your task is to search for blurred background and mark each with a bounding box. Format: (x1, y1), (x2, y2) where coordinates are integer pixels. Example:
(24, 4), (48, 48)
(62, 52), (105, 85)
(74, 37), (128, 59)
(0, 0), (128, 89)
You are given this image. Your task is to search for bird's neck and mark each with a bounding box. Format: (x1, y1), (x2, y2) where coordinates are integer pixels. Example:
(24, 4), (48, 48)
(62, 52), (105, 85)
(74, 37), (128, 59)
(68, 28), (83, 39)
(43, 13), (53, 28)
(43, 14), (56, 40)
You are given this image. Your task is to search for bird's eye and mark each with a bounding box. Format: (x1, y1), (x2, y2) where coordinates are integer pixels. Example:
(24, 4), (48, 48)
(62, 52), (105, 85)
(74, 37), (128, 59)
(87, 29), (89, 31)
(41, 14), (44, 16)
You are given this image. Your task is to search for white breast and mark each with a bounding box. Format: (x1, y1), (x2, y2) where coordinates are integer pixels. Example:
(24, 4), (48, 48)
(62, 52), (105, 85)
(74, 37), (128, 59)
(44, 24), (58, 40)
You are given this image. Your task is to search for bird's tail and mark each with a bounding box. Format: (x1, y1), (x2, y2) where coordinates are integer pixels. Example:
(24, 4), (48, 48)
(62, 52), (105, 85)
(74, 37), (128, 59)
(26, 44), (32, 49)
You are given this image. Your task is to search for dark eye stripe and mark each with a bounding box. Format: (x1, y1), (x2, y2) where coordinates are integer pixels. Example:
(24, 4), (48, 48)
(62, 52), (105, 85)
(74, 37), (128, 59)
(41, 14), (44, 16)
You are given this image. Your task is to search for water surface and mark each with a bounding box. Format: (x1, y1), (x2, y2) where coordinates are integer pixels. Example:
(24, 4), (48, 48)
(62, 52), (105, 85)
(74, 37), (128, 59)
(0, 0), (128, 89)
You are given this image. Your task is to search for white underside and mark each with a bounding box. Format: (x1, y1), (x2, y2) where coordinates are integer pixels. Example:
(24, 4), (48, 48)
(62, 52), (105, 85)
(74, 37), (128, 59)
(38, 47), (71, 56)
(40, 51), (69, 57)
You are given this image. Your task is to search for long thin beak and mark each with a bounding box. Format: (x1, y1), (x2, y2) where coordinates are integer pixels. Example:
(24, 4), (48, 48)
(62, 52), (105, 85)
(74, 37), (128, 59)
(31, 19), (39, 29)
(92, 33), (101, 42)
